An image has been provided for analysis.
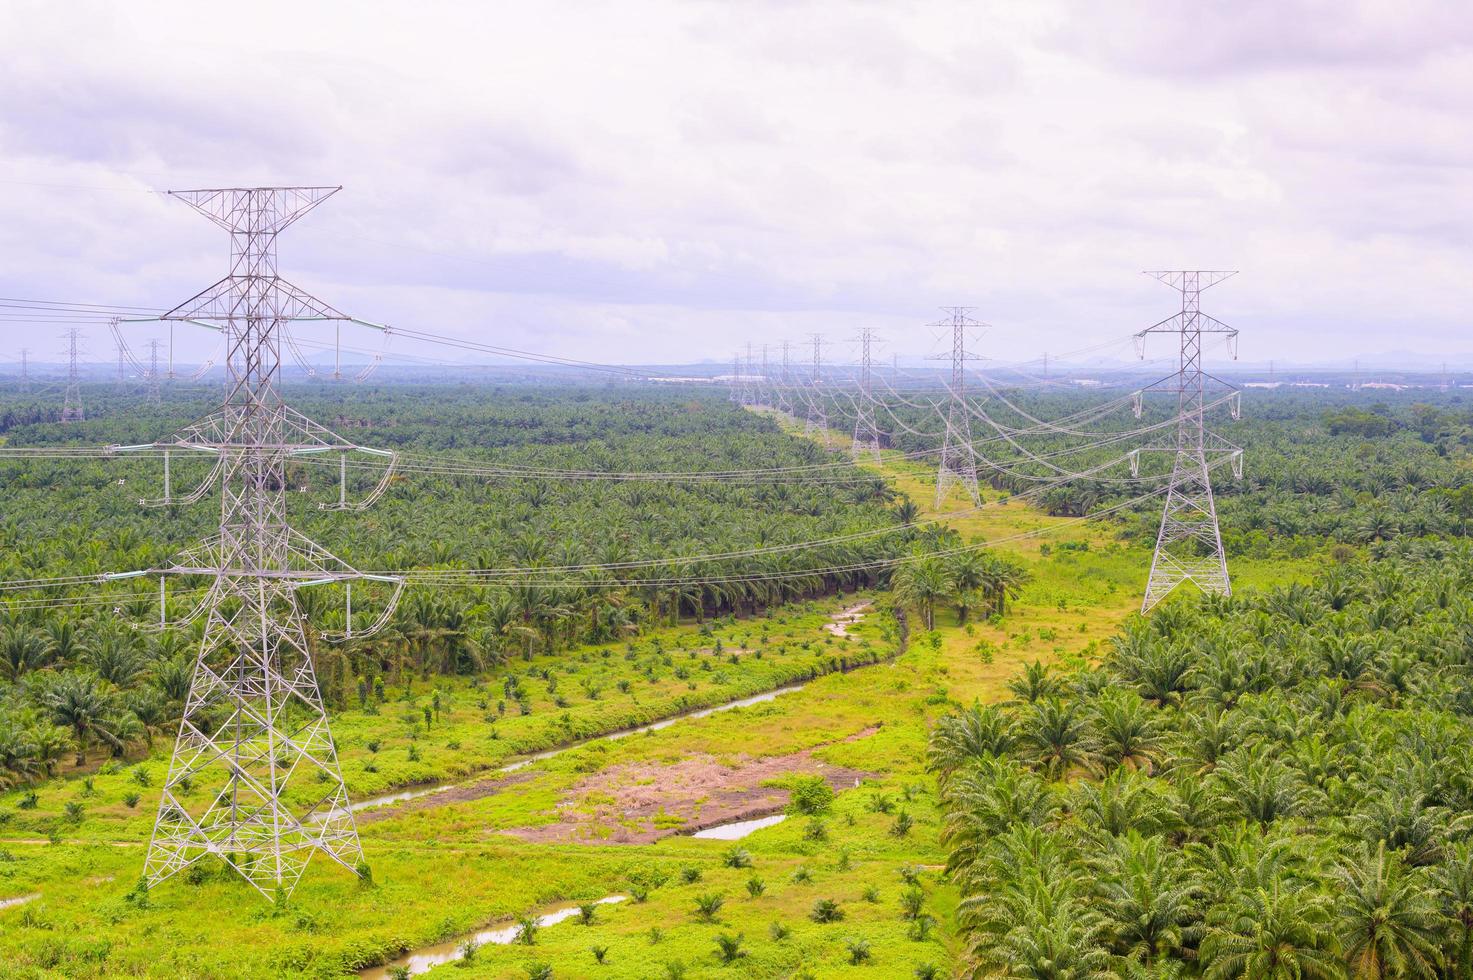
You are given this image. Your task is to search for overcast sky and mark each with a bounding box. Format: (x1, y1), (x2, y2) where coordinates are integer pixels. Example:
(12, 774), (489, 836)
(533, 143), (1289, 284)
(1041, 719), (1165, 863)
(2, 0), (1471, 371)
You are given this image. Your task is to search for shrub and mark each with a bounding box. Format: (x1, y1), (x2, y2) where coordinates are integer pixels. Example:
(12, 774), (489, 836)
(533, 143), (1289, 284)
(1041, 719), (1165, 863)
(591, 945), (608, 964)
(769, 921), (791, 941)
(525, 965), (552, 980)
(786, 775), (835, 815)
(846, 938), (872, 965)
(693, 893), (724, 922)
(791, 866), (813, 884)
(515, 913), (539, 945)
(714, 933), (745, 964)
(809, 898), (844, 923)
(746, 876), (765, 897)
(863, 885), (880, 903)
(804, 818), (828, 842)
(680, 866), (703, 884)
(123, 792), (140, 809)
(908, 915), (935, 941)
(890, 810), (913, 838)
(900, 887), (925, 920)
(721, 846), (752, 869)
(577, 903), (599, 925)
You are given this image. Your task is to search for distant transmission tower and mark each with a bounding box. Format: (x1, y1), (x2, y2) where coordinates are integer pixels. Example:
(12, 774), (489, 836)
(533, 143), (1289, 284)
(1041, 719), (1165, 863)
(142, 186), (398, 900)
(117, 339), (129, 387)
(61, 328), (85, 422)
(803, 333), (831, 448)
(19, 348), (30, 393)
(777, 339), (792, 415)
(927, 307), (983, 507)
(1134, 271), (1242, 613)
(851, 327), (881, 462)
(147, 338), (164, 404)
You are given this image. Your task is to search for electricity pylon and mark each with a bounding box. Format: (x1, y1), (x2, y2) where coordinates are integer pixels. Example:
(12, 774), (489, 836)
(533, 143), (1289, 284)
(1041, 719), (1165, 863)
(142, 186), (401, 900)
(851, 328), (881, 462)
(61, 328), (84, 422)
(927, 307), (984, 507)
(19, 348), (30, 393)
(1133, 271), (1243, 613)
(803, 333), (831, 448)
(777, 340), (792, 416)
(146, 339), (163, 404)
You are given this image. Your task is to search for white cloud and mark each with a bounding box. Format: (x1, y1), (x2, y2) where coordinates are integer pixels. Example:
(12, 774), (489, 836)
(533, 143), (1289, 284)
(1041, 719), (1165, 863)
(1, 0), (1471, 369)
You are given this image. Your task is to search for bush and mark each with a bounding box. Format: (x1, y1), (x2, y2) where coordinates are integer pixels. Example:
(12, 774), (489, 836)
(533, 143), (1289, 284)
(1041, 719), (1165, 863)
(746, 876), (765, 897)
(693, 893), (724, 923)
(680, 866), (703, 884)
(714, 933), (745, 964)
(785, 775), (835, 815)
(721, 846), (752, 869)
(809, 898), (844, 923)
(847, 938), (872, 965)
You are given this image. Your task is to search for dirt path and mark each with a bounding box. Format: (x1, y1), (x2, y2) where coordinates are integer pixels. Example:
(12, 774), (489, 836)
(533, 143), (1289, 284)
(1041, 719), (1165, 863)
(824, 601), (872, 638)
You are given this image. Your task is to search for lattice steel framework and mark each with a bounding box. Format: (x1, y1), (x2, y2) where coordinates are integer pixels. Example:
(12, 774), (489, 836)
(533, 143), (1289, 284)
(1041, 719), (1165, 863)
(851, 327), (881, 462)
(19, 348), (30, 392)
(1134, 271), (1243, 612)
(777, 340), (792, 415)
(61, 328), (84, 422)
(142, 186), (400, 900)
(803, 333), (830, 448)
(927, 307), (984, 507)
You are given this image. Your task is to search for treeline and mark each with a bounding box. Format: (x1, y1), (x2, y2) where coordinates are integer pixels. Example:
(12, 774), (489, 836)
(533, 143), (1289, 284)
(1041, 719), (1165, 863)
(930, 546), (1473, 978)
(0, 384), (908, 787)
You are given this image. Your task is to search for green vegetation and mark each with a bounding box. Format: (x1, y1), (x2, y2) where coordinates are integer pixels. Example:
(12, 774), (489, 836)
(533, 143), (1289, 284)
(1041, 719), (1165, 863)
(3, 382), (1473, 977)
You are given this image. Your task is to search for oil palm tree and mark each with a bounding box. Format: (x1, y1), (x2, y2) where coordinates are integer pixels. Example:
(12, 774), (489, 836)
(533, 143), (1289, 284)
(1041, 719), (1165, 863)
(1199, 882), (1340, 979)
(39, 671), (127, 766)
(1334, 843), (1444, 979)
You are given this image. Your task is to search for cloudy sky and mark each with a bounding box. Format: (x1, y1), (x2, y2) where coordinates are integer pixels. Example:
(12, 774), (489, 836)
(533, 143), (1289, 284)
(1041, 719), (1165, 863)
(2, 0), (1471, 371)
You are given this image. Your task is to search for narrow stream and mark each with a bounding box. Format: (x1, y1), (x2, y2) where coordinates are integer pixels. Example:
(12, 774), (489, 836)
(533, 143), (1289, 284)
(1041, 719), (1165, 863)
(0, 893), (39, 912)
(690, 813), (787, 840)
(360, 895), (626, 978)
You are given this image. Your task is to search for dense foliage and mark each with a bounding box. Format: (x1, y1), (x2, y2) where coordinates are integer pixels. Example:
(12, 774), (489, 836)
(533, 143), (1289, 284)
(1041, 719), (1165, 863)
(0, 383), (904, 787)
(931, 543), (1473, 978)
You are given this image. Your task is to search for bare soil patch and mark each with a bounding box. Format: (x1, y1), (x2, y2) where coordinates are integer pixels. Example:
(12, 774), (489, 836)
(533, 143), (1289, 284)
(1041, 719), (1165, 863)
(501, 741), (873, 845)
(355, 770), (538, 826)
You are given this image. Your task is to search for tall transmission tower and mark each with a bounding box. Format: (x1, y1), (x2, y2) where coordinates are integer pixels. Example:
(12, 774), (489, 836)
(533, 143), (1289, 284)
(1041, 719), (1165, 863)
(803, 333), (831, 448)
(117, 339), (129, 387)
(19, 348), (30, 393)
(61, 328), (85, 423)
(141, 186), (398, 900)
(1133, 271), (1242, 613)
(927, 307), (984, 507)
(851, 327), (881, 462)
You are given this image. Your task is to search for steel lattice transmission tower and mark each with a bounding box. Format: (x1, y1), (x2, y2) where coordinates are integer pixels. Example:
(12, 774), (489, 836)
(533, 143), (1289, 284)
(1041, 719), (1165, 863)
(146, 338), (164, 404)
(142, 186), (399, 900)
(19, 348), (30, 393)
(927, 307), (984, 507)
(1134, 271), (1243, 612)
(850, 328), (882, 462)
(803, 333), (831, 448)
(61, 328), (85, 422)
